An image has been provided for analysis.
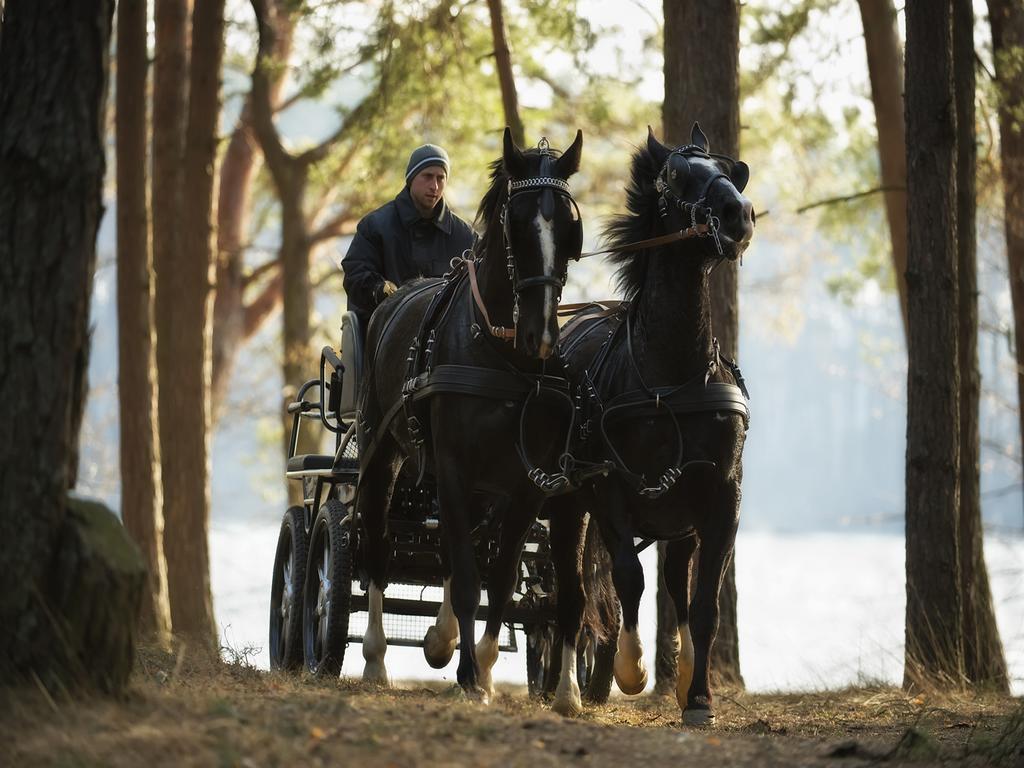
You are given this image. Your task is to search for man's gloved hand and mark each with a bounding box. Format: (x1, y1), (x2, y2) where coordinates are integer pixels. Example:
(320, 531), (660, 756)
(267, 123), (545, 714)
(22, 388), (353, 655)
(377, 280), (398, 302)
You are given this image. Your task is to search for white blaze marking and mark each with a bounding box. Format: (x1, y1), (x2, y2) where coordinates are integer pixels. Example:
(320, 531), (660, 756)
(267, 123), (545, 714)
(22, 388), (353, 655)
(535, 212), (556, 348)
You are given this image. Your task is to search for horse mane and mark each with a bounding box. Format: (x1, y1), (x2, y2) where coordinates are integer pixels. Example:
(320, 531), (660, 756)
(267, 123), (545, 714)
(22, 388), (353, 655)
(603, 143), (663, 302)
(474, 157), (508, 234)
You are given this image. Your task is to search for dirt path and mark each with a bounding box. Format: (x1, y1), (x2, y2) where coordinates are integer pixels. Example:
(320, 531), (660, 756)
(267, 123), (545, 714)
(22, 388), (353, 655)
(2, 653), (1021, 767)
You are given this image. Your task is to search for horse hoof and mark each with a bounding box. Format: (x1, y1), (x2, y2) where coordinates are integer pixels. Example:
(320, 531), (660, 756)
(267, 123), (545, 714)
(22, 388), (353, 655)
(465, 685), (490, 706)
(361, 663), (390, 687)
(613, 660), (648, 695)
(551, 694), (583, 718)
(682, 707), (715, 728)
(423, 626), (457, 669)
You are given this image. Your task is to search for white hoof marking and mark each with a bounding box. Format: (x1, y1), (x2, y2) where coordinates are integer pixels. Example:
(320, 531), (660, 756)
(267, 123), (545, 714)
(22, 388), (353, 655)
(613, 626), (647, 695)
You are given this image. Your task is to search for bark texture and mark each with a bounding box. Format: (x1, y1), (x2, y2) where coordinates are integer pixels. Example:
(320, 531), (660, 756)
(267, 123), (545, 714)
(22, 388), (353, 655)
(858, 0), (909, 339)
(210, 3), (294, 420)
(661, 0), (744, 688)
(250, 0), (369, 490)
(988, 0), (1024, 532)
(157, 0), (226, 651)
(487, 0), (526, 148)
(903, 0), (965, 690)
(116, 0), (172, 641)
(0, 0), (144, 692)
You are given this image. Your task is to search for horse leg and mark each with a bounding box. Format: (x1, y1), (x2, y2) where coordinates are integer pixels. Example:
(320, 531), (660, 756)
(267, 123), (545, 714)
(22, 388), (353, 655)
(358, 439), (398, 686)
(436, 469), (485, 701)
(596, 500), (647, 695)
(477, 503), (536, 701)
(664, 533), (699, 712)
(423, 570), (459, 669)
(548, 497), (587, 716)
(685, 494), (740, 726)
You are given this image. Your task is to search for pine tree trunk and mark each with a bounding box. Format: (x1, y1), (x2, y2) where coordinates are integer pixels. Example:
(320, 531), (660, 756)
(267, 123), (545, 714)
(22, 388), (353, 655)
(858, 0), (909, 340)
(250, 0), (322, 498)
(211, 4), (294, 421)
(116, 0), (172, 641)
(0, 0), (145, 692)
(988, 0), (1024, 532)
(903, 0), (965, 690)
(487, 0), (526, 148)
(157, 0), (225, 652)
(661, 0), (744, 688)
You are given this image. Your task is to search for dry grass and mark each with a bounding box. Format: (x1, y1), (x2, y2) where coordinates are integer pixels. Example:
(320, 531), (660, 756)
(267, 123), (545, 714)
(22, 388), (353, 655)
(1, 644), (1020, 767)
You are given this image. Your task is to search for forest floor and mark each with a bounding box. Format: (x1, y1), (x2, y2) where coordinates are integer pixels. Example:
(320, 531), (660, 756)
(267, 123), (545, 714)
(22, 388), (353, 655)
(2, 645), (1022, 768)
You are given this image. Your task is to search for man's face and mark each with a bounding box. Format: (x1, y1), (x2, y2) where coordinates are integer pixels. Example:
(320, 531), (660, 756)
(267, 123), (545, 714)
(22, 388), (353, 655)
(409, 166), (447, 216)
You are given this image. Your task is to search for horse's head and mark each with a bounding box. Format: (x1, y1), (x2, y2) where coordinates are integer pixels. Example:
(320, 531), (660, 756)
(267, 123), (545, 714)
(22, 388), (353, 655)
(647, 123), (754, 261)
(500, 128), (584, 359)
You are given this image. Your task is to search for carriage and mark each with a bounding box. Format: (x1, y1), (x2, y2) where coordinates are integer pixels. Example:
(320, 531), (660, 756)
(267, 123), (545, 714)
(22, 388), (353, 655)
(266, 310), (600, 697)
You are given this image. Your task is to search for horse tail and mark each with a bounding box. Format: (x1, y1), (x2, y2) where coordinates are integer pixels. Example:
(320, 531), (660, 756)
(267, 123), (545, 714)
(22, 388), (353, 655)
(581, 514), (618, 644)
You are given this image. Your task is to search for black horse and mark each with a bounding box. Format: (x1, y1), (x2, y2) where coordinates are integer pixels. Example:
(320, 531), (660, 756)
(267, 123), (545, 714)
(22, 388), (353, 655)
(546, 124), (754, 723)
(356, 129), (584, 701)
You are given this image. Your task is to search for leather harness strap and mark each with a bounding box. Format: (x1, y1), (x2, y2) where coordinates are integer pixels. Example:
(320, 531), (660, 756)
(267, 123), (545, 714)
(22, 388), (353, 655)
(467, 257), (517, 341)
(575, 223), (712, 260)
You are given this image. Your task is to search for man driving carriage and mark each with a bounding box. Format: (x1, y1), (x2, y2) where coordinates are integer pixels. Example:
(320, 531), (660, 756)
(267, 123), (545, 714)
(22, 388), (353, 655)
(341, 143), (477, 330)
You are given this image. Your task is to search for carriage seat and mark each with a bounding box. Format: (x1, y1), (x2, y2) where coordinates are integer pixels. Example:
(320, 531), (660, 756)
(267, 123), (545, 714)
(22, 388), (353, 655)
(338, 311), (363, 421)
(286, 452), (358, 474)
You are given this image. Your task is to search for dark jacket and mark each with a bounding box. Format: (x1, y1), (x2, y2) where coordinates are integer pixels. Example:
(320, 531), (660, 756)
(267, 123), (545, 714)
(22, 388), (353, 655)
(342, 187), (476, 326)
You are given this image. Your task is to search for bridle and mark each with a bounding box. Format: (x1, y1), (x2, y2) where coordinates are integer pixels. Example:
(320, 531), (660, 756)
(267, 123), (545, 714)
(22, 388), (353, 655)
(654, 144), (733, 258)
(469, 137), (583, 343)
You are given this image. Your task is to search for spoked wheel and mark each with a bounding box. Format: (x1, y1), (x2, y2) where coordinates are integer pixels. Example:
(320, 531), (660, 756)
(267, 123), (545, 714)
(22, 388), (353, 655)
(302, 498), (354, 677)
(582, 632), (615, 704)
(525, 622), (556, 697)
(269, 506), (309, 671)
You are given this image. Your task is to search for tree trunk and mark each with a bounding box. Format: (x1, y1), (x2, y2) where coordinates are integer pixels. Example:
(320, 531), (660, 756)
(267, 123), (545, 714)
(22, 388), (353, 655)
(211, 4), (294, 421)
(158, 0), (225, 652)
(116, 0), (172, 642)
(661, 0), (744, 688)
(0, 0), (145, 693)
(487, 0), (526, 148)
(857, 0), (909, 341)
(988, 0), (1024, 531)
(903, 0), (964, 690)
(250, 0), (328, 493)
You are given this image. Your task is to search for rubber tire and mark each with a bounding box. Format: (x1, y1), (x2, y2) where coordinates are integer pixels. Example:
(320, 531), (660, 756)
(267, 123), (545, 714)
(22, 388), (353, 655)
(582, 635), (615, 704)
(525, 623), (556, 697)
(302, 499), (354, 677)
(269, 506), (309, 671)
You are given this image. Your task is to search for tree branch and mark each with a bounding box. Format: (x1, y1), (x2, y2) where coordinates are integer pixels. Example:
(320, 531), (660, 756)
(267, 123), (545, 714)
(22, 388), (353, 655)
(243, 270), (283, 338)
(249, 0), (294, 182)
(242, 258), (280, 289)
(796, 184), (905, 214)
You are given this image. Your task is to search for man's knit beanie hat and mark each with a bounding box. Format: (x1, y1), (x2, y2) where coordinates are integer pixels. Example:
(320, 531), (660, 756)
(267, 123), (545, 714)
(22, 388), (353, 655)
(405, 144), (450, 183)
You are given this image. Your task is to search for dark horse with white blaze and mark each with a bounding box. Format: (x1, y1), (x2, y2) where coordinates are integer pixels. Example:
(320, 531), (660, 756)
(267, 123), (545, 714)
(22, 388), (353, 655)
(546, 124), (754, 723)
(356, 129), (584, 701)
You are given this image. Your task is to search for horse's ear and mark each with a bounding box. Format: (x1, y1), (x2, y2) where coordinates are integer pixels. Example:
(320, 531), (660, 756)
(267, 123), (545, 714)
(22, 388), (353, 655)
(691, 122), (709, 152)
(646, 125), (670, 165)
(503, 126), (527, 178)
(554, 129), (583, 178)
(730, 160), (750, 193)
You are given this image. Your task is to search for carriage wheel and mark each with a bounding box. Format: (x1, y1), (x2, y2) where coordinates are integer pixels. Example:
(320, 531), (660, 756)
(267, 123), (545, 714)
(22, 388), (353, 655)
(302, 498), (354, 677)
(582, 634), (615, 704)
(525, 622), (556, 697)
(269, 506), (309, 671)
